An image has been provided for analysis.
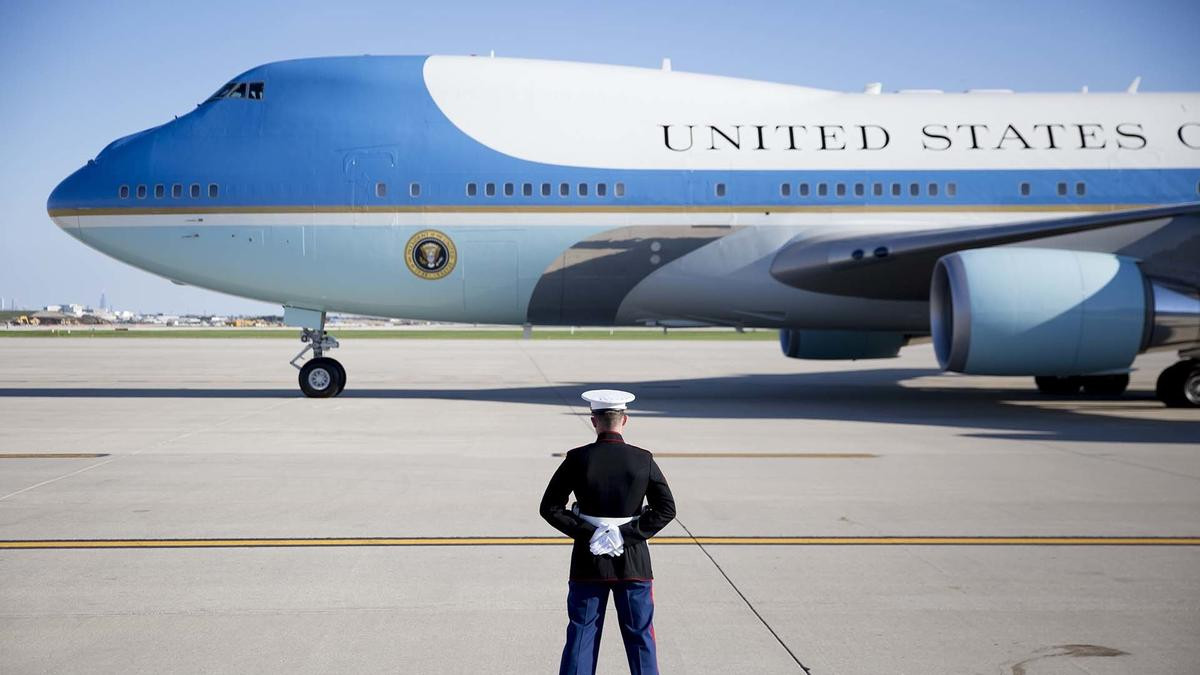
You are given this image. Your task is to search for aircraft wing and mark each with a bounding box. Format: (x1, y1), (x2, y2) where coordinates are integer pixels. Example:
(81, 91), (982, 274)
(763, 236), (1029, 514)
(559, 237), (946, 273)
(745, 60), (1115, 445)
(769, 202), (1200, 301)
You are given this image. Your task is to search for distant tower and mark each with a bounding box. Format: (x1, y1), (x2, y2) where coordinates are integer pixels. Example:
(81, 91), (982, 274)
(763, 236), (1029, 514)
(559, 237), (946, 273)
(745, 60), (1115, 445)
(99, 292), (107, 310)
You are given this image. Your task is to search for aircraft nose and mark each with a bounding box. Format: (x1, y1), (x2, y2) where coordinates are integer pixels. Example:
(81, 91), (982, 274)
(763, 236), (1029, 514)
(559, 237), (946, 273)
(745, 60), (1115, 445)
(47, 163), (90, 237)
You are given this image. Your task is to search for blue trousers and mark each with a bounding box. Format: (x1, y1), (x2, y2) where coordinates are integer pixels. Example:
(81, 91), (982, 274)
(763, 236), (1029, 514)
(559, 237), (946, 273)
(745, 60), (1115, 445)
(559, 580), (658, 675)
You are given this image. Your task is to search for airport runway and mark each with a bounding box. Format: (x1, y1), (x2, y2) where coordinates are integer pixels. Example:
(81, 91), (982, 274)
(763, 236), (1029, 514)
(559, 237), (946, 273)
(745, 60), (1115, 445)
(1, 337), (1197, 674)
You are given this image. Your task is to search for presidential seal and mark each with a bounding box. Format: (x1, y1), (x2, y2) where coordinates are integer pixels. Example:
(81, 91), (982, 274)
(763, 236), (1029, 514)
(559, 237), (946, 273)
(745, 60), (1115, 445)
(404, 229), (457, 280)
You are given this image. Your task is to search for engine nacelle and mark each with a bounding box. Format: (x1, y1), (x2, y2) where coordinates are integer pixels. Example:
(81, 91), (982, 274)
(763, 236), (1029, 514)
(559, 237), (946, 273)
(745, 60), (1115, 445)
(780, 329), (907, 360)
(931, 247), (1200, 375)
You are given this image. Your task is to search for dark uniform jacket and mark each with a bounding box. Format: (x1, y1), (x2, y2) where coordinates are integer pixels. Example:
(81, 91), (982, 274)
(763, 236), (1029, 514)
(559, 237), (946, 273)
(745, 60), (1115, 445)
(540, 431), (676, 581)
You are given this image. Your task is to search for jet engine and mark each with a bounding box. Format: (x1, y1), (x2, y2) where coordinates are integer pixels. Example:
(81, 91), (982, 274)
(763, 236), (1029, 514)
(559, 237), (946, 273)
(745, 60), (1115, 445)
(780, 329), (908, 360)
(930, 247), (1200, 376)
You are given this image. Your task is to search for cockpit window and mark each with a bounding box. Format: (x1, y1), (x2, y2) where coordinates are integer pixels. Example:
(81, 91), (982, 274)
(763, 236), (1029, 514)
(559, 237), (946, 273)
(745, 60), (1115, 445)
(204, 81), (265, 104)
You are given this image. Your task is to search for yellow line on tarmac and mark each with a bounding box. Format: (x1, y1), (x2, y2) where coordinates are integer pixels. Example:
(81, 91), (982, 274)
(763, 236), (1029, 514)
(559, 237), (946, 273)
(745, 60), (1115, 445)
(1, 536), (1198, 550)
(0, 453), (110, 459)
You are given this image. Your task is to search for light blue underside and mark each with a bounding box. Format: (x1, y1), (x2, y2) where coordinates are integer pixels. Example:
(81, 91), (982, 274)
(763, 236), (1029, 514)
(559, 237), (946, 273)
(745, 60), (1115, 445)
(78, 224), (604, 323)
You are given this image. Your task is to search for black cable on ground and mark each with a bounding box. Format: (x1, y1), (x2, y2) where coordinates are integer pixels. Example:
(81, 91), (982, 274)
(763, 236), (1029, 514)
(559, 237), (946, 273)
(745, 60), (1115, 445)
(675, 518), (812, 674)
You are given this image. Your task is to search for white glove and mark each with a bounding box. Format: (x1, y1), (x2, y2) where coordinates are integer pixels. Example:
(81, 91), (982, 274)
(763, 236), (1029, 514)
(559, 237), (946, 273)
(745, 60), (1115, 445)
(589, 523), (625, 557)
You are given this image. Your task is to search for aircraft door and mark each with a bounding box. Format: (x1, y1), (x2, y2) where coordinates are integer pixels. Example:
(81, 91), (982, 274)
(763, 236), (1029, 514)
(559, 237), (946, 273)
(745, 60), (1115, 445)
(462, 240), (521, 323)
(344, 151), (396, 215)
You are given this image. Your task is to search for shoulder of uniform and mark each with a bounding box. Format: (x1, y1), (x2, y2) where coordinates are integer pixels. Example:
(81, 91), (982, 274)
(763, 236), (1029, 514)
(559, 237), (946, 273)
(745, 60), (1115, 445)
(625, 444), (653, 457)
(564, 444), (593, 456)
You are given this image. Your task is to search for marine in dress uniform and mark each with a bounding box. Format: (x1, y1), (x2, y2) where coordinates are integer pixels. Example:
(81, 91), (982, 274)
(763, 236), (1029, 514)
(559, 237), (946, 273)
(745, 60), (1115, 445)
(540, 390), (677, 675)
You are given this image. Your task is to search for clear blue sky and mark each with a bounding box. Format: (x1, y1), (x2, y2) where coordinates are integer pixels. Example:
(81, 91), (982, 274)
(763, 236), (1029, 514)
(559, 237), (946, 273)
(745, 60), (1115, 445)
(2, 0), (1198, 315)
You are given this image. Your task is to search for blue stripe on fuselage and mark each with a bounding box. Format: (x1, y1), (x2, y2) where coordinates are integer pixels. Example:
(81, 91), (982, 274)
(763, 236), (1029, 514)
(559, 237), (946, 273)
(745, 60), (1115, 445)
(49, 56), (1200, 214)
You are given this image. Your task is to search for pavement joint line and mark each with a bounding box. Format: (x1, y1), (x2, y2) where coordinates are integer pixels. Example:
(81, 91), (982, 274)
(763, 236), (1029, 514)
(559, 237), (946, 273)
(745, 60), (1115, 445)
(515, 340), (592, 432)
(2, 536), (1198, 549)
(0, 453), (110, 458)
(550, 452), (878, 458)
(0, 397), (296, 503)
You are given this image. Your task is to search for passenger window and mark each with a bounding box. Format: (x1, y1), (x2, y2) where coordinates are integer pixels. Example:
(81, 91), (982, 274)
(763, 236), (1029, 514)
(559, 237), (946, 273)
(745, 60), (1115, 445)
(485, 182), (496, 197)
(909, 183), (920, 197)
(596, 183), (607, 197)
(928, 183), (939, 196)
(208, 184), (219, 198)
(835, 183), (846, 197)
(891, 183), (901, 197)
(780, 183), (791, 197)
(522, 183), (533, 197)
(172, 184), (182, 198)
(376, 182), (387, 198)
(190, 184), (200, 198)
(854, 183), (864, 197)
(798, 183), (810, 197)
(154, 184), (164, 198)
(410, 183), (420, 198)
(817, 183), (828, 197)
(1019, 182), (1031, 196)
(247, 82), (264, 100)
(715, 183), (726, 197)
(136, 185), (147, 199)
(872, 183), (883, 197)
(1075, 182), (1085, 196)
(118, 185), (129, 199)
(946, 182), (957, 197)
(578, 182), (588, 196)
(466, 182), (477, 197)
(560, 182), (570, 197)
(1057, 182), (1067, 196)
(614, 182), (625, 197)
(541, 182), (551, 197)
(504, 182), (514, 197)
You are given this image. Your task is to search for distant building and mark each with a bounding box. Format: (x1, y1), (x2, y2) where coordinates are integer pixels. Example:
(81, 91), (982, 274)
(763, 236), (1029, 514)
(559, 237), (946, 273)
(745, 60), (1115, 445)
(32, 311), (73, 325)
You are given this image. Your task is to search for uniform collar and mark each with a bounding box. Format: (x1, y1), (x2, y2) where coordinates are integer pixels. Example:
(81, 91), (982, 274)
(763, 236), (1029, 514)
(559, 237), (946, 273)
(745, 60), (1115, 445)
(596, 431), (624, 443)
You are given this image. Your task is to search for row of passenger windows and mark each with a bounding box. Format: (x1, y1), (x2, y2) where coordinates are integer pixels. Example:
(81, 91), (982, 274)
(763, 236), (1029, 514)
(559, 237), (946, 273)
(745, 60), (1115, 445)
(119, 183), (218, 199)
(779, 181), (959, 198)
(462, 181), (627, 198)
(116, 179), (1200, 202)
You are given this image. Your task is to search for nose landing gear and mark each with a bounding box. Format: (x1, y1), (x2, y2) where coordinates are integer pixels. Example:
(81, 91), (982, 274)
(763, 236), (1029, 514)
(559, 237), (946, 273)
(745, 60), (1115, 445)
(291, 327), (345, 398)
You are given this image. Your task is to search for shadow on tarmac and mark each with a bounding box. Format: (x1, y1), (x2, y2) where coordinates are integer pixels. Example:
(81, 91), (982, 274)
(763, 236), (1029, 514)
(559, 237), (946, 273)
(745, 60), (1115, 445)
(1, 367), (1196, 444)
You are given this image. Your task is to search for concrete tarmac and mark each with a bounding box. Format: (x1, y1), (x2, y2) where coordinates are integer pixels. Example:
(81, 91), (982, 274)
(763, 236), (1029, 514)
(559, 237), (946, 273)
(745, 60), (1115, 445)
(0, 337), (1197, 674)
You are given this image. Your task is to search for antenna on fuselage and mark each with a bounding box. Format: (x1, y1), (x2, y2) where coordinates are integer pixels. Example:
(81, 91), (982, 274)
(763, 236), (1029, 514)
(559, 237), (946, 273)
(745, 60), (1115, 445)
(1126, 76), (1141, 93)
(661, 58), (671, 72)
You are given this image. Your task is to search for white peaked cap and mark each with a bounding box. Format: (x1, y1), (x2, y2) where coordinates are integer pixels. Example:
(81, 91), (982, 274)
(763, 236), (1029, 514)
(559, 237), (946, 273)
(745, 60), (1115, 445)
(581, 389), (636, 411)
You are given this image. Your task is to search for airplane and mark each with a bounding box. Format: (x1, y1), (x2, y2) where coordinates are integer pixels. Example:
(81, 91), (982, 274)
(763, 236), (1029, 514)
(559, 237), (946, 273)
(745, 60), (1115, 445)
(47, 55), (1200, 404)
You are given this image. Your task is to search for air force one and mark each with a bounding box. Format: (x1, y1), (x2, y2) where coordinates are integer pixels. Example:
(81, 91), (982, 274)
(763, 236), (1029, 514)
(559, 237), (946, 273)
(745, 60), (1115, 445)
(47, 55), (1200, 403)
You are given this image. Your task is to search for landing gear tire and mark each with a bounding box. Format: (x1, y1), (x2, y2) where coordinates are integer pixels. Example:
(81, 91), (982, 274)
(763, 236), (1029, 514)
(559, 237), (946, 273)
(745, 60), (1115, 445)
(1080, 373), (1130, 396)
(1034, 376), (1082, 395)
(299, 357), (343, 399)
(331, 359), (347, 396)
(288, 320), (343, 398)
(1156, 360), (1200, 408)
